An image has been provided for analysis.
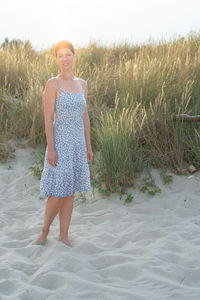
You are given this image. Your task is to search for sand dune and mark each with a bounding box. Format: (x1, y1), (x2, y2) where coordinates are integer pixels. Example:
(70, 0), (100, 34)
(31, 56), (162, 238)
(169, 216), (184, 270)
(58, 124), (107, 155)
(0, 140), (200, 299)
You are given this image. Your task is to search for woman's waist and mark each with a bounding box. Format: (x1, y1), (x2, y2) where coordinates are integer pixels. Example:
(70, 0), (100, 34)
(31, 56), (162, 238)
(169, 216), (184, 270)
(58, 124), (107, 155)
(54, 119), (84, 127)
(54, 116), (83, 123)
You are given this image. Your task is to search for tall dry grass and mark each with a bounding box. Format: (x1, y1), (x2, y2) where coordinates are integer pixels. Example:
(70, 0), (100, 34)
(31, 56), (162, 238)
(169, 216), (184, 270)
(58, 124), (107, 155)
(1, 33), (200, 189)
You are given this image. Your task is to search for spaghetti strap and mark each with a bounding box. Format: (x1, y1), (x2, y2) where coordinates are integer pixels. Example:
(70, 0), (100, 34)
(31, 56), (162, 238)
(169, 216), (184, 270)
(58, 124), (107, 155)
(80, 79), (85, 91)
(56, 76), (61, 89)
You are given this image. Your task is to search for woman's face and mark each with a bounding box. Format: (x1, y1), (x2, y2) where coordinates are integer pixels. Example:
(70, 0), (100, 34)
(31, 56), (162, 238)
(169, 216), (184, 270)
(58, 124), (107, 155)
(56, 47), (75, 70)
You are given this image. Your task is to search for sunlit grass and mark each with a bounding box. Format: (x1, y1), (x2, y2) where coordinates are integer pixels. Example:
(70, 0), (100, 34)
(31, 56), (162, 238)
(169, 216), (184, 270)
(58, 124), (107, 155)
(1, 32), (200, 191)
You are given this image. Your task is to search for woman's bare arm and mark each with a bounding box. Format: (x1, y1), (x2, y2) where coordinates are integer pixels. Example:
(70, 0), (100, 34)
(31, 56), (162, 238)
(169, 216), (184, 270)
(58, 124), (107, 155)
(43, 79), (58, 166)
(43, 79), (56, 150)
(83, 80), (92, 151)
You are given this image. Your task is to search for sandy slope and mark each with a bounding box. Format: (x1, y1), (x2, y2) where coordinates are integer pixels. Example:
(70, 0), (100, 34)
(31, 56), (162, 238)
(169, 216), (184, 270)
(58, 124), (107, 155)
(0, 141), (200, 300)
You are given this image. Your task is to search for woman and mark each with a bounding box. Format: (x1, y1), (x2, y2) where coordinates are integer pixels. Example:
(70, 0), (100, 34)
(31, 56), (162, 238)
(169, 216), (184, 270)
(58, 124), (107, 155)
(36, 40), (93, 247)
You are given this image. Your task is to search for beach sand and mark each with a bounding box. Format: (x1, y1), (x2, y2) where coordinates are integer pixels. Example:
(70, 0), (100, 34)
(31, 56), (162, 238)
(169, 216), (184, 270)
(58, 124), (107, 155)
(0, 140), (200, 299)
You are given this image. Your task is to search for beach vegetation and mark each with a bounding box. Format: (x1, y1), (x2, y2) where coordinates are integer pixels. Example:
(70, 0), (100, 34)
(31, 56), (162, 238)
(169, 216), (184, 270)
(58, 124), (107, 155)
(1, 33), (200, 192)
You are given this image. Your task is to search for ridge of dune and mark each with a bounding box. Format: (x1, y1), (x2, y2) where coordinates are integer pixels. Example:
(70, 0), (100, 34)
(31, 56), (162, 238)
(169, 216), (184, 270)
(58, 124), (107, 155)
(0, 140), (200, 299)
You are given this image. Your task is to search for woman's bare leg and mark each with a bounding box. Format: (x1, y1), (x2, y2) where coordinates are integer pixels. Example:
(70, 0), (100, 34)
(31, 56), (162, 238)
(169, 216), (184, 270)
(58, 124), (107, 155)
(36, 195), (61, 244)
(59, 192), (75, 245)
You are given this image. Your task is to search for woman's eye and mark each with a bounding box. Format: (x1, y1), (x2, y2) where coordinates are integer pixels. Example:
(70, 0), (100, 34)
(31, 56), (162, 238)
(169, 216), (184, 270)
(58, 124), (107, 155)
(58, 54), (71, 58)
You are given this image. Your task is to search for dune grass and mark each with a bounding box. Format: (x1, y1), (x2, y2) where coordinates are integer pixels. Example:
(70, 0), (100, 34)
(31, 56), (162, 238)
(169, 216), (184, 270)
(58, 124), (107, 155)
(1, 33), (200, 190)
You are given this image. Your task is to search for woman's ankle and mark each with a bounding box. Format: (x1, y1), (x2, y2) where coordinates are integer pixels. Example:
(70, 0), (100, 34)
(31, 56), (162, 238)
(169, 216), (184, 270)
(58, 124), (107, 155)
(59, 232), (68, 239)
(41, 227), (49, 235)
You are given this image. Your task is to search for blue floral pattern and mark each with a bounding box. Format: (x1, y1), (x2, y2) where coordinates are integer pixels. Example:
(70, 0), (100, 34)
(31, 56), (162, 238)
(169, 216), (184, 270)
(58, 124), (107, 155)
(40, 76), (91, 198)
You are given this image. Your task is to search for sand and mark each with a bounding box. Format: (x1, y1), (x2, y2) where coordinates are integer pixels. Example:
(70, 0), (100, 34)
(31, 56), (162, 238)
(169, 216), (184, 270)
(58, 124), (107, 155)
(0, 140), (200, 300)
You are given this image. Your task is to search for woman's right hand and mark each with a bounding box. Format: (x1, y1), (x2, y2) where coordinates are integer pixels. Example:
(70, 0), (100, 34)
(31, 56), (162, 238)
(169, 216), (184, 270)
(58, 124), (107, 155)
(47, 148), (58, 167)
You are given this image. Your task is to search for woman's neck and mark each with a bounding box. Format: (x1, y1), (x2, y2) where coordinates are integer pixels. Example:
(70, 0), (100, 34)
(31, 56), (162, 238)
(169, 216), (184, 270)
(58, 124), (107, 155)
(59, 70), (75, 81)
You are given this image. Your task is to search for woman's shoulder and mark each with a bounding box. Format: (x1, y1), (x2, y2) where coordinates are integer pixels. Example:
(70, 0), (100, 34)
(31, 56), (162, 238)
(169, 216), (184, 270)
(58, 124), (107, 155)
(76, 77), (87, 89)
(44, 77), (58, 89)
(75, 76), (85, 82)
(46, 76), (58, 84)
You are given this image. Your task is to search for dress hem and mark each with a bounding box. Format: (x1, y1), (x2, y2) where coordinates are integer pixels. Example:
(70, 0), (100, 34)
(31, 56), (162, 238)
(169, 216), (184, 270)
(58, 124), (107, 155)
(39, 187), (91, 199)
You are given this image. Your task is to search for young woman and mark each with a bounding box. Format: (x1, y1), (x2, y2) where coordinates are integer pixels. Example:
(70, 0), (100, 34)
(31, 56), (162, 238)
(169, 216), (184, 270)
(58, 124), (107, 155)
(36, 40), (93, 247)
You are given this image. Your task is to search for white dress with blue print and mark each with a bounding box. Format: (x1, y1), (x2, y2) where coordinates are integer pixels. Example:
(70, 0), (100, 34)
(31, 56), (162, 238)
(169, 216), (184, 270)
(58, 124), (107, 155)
(40, 76), (91, 198)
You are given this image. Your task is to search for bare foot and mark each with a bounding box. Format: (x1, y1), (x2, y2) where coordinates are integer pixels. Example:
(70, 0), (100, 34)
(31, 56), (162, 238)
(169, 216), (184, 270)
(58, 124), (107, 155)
(59, 235), (72, 247)
(34, 228), (49, 245)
